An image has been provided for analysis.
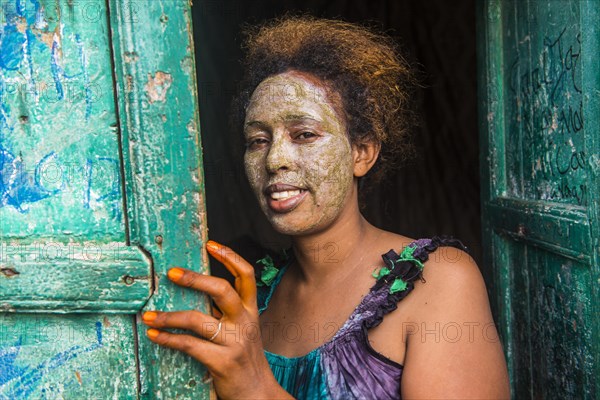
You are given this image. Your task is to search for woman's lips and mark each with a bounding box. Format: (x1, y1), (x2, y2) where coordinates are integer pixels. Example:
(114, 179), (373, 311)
(264, 184), (308, 213)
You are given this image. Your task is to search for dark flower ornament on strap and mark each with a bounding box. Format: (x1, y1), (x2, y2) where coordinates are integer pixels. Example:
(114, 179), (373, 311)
(371, 237), (469, 296)
(371, 242), (427, 294)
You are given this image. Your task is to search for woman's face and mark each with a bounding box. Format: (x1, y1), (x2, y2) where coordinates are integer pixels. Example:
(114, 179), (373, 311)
(243, 70), (356, 235)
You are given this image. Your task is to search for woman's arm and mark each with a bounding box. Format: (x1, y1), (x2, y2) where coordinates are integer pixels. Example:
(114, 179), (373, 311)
(141, 241), (293, 399)
(401, 246), (510, 399)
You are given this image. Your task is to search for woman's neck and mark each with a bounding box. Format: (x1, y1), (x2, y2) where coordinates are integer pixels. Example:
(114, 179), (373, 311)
(290, 195), (381, 286)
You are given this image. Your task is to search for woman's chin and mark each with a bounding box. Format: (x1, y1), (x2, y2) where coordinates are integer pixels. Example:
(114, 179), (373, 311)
(266, 212), (321, 236)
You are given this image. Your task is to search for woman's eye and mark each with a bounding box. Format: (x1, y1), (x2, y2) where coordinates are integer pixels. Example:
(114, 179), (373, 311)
(246, 137), (269, 149)
(296, 131), (318, 140)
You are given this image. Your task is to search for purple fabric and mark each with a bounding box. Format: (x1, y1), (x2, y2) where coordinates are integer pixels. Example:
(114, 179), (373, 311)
(322, 329), (403, 399)
(258, 236), (468, 399)
(317, 282), (405, 398)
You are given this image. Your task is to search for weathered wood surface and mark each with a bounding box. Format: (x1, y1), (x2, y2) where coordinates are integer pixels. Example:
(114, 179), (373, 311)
(0, 0), (125, 239)
(1, 0), (211, 398)
(1, 314), (140, 398)
(478, 0), (599, 398)
(108, 0), (212, 397)
(0, 243), (151, 313)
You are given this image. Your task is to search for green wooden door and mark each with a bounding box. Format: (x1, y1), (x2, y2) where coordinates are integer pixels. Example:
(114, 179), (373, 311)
(478, 0), (599, 398)
(0, 0), (211, 398)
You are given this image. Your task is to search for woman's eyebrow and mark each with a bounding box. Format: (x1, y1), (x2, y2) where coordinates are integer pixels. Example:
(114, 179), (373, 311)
(280, 114), (320, 124)
(244, 120), (268, 130)
(244, 115), (321, 132)
(246, 115), (320, 127)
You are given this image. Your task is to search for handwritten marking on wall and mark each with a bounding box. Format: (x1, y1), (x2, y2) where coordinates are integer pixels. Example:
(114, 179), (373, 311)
(509, 26), (587, 206)
(510, 27), (582, 138)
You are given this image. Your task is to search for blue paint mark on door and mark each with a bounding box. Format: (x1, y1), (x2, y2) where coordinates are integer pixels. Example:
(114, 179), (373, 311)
(0, 321), (103, 399)
(0, 145), (57, 212)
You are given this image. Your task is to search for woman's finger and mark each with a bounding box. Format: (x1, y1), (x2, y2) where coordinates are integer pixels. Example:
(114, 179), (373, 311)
(205, 240), (257, 308)
(212, 304), (223, 319)
(167, 268), (244, 317)
(141, 310), (222, 342)
(146, 328), (224, 370)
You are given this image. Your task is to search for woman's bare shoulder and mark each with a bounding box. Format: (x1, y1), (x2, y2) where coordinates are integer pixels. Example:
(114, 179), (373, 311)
(402, 243), (493, 334)
(399, 243), (511, 399)
(416, 244), (486, 306)
(372, 229), (416, 255)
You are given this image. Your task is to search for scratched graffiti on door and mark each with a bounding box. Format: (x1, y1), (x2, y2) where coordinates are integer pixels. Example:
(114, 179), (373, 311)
(0, 322), (103, 399)
(0, 145), (122, 218)
(1, 0), (124, 226)
(0, 0), (96, 117)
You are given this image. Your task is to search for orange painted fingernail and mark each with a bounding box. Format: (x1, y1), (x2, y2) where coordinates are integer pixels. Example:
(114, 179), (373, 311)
(147, 329), (160, 339)
(168, 267), (184, 281)
(206, 240), (220, 252)
(142, 311), (157, 322)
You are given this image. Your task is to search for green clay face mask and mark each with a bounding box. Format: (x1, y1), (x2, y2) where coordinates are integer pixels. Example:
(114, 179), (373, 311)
(243, 71), (356, 235)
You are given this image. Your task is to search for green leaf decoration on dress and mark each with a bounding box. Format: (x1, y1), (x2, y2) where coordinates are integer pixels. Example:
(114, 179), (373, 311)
(390, 277), (408, 294)
(256, 255), (279, 287)
(397, 244), (424, 269)
(372, 267), (391, 280)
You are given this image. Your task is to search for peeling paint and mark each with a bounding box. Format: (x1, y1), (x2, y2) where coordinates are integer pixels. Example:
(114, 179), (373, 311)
(125, 75), (134, 93)
(123, 51), (139, 63)
(180, 55), (194, 77)
(74, 370), (82, 385)
(144, 71), (173, 104)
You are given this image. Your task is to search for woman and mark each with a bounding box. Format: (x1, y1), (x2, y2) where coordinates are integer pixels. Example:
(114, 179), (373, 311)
(141, 16), (510, 399)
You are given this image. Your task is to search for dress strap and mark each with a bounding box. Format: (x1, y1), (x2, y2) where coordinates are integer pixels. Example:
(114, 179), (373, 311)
(360, 236), (468, 330)
(254, 237), (468, 327)
(255, 251), (293, 314)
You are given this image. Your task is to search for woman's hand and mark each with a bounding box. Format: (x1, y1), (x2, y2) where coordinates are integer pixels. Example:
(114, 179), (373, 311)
(141, 240), (291, 399)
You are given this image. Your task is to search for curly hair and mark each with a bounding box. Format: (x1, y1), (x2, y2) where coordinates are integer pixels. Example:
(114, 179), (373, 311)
(234, 15), (417, 186)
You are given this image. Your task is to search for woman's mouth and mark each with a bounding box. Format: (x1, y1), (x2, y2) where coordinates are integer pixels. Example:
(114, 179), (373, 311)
(265, 184), (308, 213)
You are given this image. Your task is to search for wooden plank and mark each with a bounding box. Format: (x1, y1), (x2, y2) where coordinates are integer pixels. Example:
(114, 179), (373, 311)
(477, 0), (515, 388)
(0, 243), (151, 313)
(580, 0), (600, 394)
(108, 0), (213, 398)
(488, 197), (591, 262)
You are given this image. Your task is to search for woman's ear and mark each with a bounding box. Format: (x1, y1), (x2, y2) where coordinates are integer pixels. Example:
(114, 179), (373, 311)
(352, 140), (380, 177)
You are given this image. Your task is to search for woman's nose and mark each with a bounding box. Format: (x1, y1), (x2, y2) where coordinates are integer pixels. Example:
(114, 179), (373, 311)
(265, 136), (292, 173)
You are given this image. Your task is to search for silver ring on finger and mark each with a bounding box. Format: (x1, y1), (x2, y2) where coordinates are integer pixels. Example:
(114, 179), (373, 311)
(208, 321), (222, 342)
